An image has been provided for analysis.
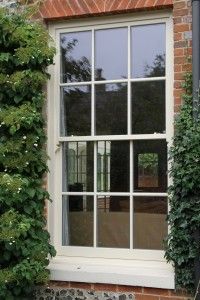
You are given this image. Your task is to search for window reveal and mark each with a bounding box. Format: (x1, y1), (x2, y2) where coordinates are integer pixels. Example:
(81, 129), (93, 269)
(60, 23), (168, 250)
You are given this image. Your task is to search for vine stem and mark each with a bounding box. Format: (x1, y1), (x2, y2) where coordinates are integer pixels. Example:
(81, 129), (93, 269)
(194, 280), (200, 300)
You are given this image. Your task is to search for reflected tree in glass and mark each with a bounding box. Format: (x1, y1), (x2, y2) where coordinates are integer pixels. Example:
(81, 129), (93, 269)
(60, 32), (91, 82)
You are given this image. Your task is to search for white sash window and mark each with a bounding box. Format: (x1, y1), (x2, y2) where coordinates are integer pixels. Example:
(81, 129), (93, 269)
(48, 12), (174, 288)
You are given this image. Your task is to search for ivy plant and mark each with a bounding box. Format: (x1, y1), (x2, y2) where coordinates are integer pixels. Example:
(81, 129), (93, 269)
(0, 6), (56, 299)
(165, 72), (200, 293)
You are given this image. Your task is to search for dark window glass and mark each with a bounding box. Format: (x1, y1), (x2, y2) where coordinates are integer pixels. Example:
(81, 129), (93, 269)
(60, 31), (91, 83)
(132, 81), (165, 134)
(96, 83), (127, 135)
(62, 142), (94, 192)
(95, 28), (128, 80)
(97, 196), (130, 248)
(133, 196), (167, 250)
(62, 195), (93, 246)
(133, 140), (167, 192)
(61, 86), (91, 136)
(131, 24), (165, 78)
(97, 141), (129, 192)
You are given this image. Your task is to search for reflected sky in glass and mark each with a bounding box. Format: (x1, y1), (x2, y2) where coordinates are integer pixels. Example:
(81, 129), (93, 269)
(60, 31), (91, 83)
(95, 28), (128, 80)
(131, 24), (166, 78)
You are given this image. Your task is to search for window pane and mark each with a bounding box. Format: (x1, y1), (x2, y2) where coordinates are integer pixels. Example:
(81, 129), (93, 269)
(95, 28), (128, 80)
(97, 196), (130, 248)
(96, 83), (127, 135)
(133, 140), (167, 192)
(63, 142), (94, 192)
(60, 31), (91, 83)
(97, 141), (129, 192)
(132, 81), (165, 134)
(62, 195), (93, 246)
(131, 24), (165, 78)
(61, 86), (91, 136)
(133, 196), (167, 250)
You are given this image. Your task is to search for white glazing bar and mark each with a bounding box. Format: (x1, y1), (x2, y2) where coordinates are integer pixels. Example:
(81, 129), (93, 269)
(130, 140), (133, 249)
(59, 79), (128, 87)
(61, 192), (168, 197)
(91, 28), (95, 136)
(59, 81), (92, 87)
(130, 77), (166, 82)
(61, 192), (168, 196)
(128, 25), (131, 135)
(94, 142), (97, 248)
(62, 192), (95, 196)
(132, 192), (168, 197)
(97, 192), (131, 196)
(59, 134), (166, 142)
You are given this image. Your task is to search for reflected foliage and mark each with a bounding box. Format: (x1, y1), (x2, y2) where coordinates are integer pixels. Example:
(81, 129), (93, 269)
(60, 36), (91, 82)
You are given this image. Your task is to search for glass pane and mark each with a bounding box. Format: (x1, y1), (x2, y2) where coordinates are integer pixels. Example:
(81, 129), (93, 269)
(61, 86), (91, 136)
(95, 28), (128, 80)
(63, 142), (94, 192)
(62, 195), (93, 246)
(131, 24), (165, 78)
(97, 196), (130, 248)
(97, 141), (129, 192)
(60, 31), (91, 83)
(133, 196), (167, 250)
(96, 83), (127, 135)
(132, 81), (165, 134)
(133, 140), (167, 192)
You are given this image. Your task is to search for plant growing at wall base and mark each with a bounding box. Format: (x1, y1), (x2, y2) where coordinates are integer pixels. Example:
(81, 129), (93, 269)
(0, 6), (56, 299)
(165, 72), (200, 293)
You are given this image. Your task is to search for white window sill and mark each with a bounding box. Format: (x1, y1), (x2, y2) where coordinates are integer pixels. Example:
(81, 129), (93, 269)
(49, 256), (175, 290)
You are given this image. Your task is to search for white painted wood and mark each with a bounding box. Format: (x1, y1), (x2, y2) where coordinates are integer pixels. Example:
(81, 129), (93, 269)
(49, 256), (175, 289)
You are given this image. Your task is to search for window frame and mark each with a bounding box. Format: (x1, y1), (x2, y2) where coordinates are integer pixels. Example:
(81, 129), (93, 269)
(47, 11), (174, 288)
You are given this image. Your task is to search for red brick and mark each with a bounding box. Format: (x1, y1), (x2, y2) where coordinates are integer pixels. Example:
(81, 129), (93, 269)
(160, 297), (189, 300)
(174, 32), (183, 41)
(69, 282), (92, 289)
(174, 56), (187, 64)
(93, 283), (117, 292)
(117, 285), (143, 293)
(51, 281), (70, 288)
(174, 48), (184, 56)
(143, 288), (170, 296)
(135, 294), (159, 300)
(173, 8), (190, 17)
(174, 72), (183, 80)
(173, 1), (186, 9)
(174, 23), (190, 33)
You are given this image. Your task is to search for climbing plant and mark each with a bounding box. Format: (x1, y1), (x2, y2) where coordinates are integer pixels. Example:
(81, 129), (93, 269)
(0, 6), (56, 299)
(165, 72), (200, 293)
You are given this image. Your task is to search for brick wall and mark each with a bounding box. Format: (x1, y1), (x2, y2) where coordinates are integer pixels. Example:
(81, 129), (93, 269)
(173, 0), (192, 112)
(35, 282), (192, 300)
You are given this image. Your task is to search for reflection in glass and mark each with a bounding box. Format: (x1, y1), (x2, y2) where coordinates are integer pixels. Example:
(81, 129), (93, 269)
(132, 81), (165, 134)
(96, 83), (127, 135)
(134, 140), (167, 192)
(131, 24), (165, 78)
(62, 195), (93, 246)
(60, 31), (91, 82)
(138, 153), (158, 188)
(133, 196), (167, 250)
(97, 141), (129, 192)
(61, 86), (91, 136)
(95, 28), (128, 80)
(97, 196), (129, 248)
(62, 142), (94, 192)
